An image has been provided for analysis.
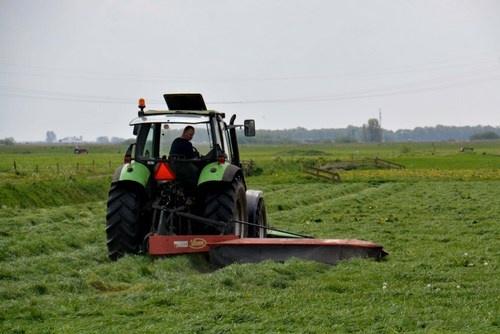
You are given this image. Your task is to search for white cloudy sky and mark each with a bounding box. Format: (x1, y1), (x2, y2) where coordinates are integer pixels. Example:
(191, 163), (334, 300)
(1, 0), (500, 141)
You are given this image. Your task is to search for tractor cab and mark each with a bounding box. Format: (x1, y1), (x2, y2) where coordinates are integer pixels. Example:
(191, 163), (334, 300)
(125, 95), (254, 195)
(126, 94), (254, 169)
(132, 113), (230, 166)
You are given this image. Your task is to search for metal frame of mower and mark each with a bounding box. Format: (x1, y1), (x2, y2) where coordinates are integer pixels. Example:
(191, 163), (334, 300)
(105, 94), (267, 260)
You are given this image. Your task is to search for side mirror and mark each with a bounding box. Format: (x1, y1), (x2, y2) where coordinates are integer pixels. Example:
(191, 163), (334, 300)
(244, 120), (256, 137)
(133, 124), (140, 135)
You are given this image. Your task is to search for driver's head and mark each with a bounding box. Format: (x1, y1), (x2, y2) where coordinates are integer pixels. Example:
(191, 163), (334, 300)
(182, 126), (195, 141)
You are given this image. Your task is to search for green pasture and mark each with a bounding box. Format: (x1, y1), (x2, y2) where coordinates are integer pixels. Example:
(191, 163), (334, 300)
(0, 144), (124, 181)
(0, 141), (499, 333)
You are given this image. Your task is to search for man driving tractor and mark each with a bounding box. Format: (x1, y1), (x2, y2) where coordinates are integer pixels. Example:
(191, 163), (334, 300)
(169, 125), (197, 159)
(168, 125), (199, 193)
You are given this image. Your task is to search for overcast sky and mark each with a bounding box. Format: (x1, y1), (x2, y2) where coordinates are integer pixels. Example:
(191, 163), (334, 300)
(1, 0), (500, 142)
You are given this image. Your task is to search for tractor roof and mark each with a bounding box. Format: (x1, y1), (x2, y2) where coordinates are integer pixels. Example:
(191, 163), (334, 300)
(131, 93), (225, 124)
(143, 109), (223, 116)
(129, 110), (224, 125)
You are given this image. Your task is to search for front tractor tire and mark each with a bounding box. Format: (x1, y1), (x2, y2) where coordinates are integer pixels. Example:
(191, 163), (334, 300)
(106, 184), (145, 260)
(202, 178), (247, 236)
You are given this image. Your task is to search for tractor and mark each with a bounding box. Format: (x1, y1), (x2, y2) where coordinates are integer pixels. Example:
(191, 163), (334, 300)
(105, 93), (267, 260)
(106, 93), (387, 265)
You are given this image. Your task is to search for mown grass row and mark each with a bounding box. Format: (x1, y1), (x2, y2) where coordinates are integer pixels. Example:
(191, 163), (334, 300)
(0, 176), (111, 209)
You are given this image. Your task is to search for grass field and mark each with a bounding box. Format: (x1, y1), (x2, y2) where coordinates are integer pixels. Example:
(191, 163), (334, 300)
(0, 141), (499, 333)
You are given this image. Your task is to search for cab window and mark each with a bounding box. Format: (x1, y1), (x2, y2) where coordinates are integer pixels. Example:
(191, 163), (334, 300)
(221, 122), (232, 162)
(135, 124), (157, 160)
(142, 127), (154, 158)
(159, 123), (212, 159)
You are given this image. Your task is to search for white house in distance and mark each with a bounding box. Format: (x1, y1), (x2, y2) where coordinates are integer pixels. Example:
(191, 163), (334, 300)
(58, 136), (83, 144)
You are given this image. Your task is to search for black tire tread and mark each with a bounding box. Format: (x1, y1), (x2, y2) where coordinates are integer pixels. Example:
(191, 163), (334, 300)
(202, 179), (246, 234)
(106, 184), (142, 260)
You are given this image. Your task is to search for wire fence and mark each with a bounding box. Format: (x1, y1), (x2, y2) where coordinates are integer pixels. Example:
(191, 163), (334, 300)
(1, 160), (119, 178)
(2, 159), (262, 179)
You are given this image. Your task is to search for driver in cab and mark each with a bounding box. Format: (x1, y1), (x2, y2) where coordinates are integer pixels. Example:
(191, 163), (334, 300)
(169, 125), (199, 193)
(169, 126), (198, 159)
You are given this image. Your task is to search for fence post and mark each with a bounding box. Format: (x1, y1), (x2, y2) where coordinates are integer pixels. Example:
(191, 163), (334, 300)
(13, 160), (17, 174)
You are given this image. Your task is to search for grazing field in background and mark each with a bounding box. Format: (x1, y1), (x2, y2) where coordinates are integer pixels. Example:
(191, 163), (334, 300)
(0, 141), (499, 333)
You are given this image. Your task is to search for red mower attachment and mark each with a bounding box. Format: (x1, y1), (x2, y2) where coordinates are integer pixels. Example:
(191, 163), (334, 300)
(147, 225), (388, 267)
(208, 238), (388, 267)
(148, 235), (239, 255)
(146, 198), (388, 267)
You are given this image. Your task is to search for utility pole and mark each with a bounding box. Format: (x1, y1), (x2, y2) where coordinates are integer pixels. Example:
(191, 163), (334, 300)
(379, 108), (384, 143)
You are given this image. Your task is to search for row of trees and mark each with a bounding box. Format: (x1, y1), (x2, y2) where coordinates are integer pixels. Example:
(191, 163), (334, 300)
(238, 123), (500, 144)
(468, 131), (499, 140)
(96, 136), (128, 144)
(0, 137), (15, 145)
(2, 124), (499, 146)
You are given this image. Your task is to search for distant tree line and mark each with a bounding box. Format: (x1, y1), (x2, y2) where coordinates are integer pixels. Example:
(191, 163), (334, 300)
(469, 131), (499, 141)
(0, 137), (15, 145)
(238, 124), (500, 144)
(3, 124), (499, 146)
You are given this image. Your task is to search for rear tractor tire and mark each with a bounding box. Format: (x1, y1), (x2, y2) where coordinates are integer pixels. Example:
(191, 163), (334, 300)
(248, 197), (267, 238)
(106, 184), (145, 260)
(202, 178), (247, 236)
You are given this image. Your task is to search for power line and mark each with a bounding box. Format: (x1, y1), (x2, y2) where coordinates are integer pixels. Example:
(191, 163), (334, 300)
(0, 74), (500, 105)
(1, 69), (499, 106)
(0, 55), (498, 83)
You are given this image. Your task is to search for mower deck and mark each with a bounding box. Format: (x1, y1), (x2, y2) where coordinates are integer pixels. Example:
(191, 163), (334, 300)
(148, 234), (388, 266)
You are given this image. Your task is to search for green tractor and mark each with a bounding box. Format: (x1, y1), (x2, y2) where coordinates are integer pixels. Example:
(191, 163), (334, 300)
(106, 93), (267, 260)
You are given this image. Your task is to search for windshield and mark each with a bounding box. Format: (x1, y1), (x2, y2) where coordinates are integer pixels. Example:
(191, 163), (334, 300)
(159, 122), (212, 158)
(133, 113), (229, 161)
